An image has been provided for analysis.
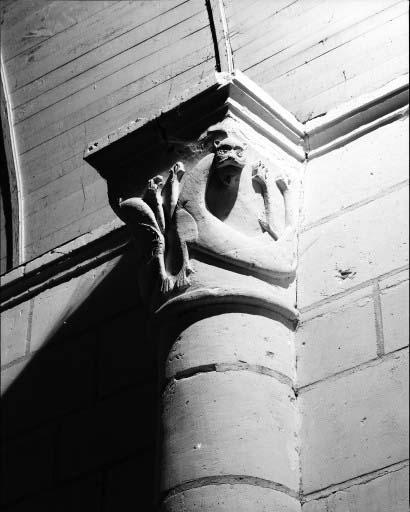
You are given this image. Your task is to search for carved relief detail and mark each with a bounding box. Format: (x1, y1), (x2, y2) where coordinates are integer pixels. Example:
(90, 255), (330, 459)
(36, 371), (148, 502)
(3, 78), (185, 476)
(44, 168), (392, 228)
(111, 118), (299, 302)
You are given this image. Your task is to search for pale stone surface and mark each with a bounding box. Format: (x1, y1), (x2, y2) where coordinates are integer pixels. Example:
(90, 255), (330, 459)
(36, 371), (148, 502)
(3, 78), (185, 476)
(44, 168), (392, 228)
(1, 301), (31, 365)
(297, 291), (377, 386)
(30, 279), (79, 351)
(0, 358), (31, 395)
(303, 465), (409, 512)
(300, 350), (409, 493)
(165, 312), (295, 380)
(299, 186), (409, 308)
(326, 466), (409, 512)
(162, 371), (299, 493)
(163, 484), (301, 511)
(302, 500), (327, 512)
(381, 280), (409, 354)
(303, 119), (409, 226)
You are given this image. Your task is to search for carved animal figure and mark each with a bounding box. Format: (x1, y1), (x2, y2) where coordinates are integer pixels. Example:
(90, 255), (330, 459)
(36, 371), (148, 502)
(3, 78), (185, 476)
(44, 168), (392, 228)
(110, 131), (298, 298)
(174, 134), (298, 281)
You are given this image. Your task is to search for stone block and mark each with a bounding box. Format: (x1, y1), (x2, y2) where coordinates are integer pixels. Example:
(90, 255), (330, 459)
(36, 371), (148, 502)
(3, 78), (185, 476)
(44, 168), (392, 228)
(164, 312), (295, 381)
(162, 371), (299, 493)
(297, 289), (377, 386)
(327, 466), (409, 512)
(1, 332), (97, 438)
(98, 308), (153, 396)
(163, 485), (301, 511)
(1, 300), (31, 365)
(104, 453), (156, 512)
(59, 384), (156, 479)
(1, 358), (31, 396)
(1, 426), (55, 505)
(6, 474), (103, 512)
(30, 253), (141, 352)
(304, 465), (409, 512)
(300, 350), (409, 493)
(299, 186), (409, 308)
(381, 280), (409, 353)
(302, 500), (327, 512)
(30, 279), (84, 352)
(303, 119), (409, 226)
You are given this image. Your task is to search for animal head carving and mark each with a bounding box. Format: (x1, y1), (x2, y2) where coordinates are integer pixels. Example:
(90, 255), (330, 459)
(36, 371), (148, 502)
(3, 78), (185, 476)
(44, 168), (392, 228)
(213, 136), (247, 170)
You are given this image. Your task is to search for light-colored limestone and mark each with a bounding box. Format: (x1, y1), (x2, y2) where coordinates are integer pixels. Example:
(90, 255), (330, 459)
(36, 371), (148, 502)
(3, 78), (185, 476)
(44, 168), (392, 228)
(302, 500), (327, 512)
(381, 280), (409, 353)
(297, 292), (377, 386)
(300, 350), (409, 493)
(326, 466), (409, 512)
(161, 371), (299, 493)
(303, 118), (409, 227)
(0, 357), (31, 395)
(299, 186), (409, 308)
(304, 465), (409, 512)
(163, 484), (301, 511)
(165, 312), (295, 380)
(30, 279), (80, 351)
(1, 301), (31, 365)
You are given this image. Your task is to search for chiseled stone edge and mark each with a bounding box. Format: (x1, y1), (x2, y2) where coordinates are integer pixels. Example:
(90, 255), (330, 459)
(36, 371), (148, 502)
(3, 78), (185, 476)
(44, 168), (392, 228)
(1, 73), (408, 303)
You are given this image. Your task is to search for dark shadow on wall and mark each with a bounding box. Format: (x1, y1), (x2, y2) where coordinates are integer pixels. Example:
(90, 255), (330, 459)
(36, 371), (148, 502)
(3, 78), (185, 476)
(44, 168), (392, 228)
(1, 249), (159, 512)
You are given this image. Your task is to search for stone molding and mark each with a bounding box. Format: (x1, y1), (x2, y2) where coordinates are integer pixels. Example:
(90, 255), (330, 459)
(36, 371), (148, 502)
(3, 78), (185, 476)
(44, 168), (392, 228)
(1, 70), (408, 307)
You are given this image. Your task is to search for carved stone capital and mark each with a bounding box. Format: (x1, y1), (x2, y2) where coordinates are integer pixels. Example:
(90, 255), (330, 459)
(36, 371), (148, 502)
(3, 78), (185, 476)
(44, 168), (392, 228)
(85, 71), (303, 318)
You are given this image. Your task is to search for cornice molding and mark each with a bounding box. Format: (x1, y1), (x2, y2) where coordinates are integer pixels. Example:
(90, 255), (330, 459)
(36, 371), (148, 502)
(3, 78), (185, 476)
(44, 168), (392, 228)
(304, 74), (409, 159)
(1, 71), (408, 304)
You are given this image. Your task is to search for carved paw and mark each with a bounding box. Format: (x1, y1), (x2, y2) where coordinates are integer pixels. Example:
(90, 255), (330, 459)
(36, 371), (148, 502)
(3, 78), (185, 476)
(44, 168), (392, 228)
(174, 270), (191, 290)
(171, 162), (186, 181)
(160, 275), (174, 294)
(147, 175), (164, 192)
(252, 160), (268, 185)
(258, 216), (279, 241)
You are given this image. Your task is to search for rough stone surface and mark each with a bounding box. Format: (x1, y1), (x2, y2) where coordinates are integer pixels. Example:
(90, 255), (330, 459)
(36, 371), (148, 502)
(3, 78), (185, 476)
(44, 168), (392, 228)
(98, 308), (152, 396)
(303, 465), (409, 512)
(297, 290), (377, 386)
(303, 119), (409, 226)
(381, 279), (409, 354)
(300, 350), (409, 493)
(163, 485), (301, 511)
(1, 300), (31, 365)
(2, 332), (97, 438)
(299, 186), (409, 308)
(164, 312), (295, 380)
(0, 358), (31, 395)
(104, 453), (156, 512)
(59, 385), (156, 479)
(5, 474), (102, 512)
(1, 426), (55, 505)
(30, 278), (85, 352)
(161, 371), (299, 493)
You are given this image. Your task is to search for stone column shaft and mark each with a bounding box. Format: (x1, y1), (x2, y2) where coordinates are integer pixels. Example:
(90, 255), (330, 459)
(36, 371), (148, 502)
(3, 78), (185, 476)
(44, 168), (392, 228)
(157, 305), (300, 511)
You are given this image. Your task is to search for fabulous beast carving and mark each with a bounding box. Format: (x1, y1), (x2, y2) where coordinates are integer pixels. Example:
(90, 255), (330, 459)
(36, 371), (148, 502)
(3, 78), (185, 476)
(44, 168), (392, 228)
(111, 123), (298, 297)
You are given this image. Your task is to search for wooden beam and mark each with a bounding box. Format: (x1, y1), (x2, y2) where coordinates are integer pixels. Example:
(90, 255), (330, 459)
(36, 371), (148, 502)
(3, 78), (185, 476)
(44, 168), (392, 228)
(0, 56), (24, 268)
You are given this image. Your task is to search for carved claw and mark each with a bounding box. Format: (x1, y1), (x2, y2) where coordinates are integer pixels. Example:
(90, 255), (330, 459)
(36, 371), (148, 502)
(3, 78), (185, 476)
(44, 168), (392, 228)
(174, 270), (191, 290)
(252, 160), (268, 187)
(147, 175), (164, 191)
(172, 161), (186, 180)
(160, 275), (174, 294)
(258, 217), (279, 241)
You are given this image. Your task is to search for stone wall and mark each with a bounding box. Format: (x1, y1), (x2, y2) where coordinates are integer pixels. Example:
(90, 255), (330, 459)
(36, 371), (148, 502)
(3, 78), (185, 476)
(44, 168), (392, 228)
(1, 242), (159, 511)
(298, 115), (409, 510)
